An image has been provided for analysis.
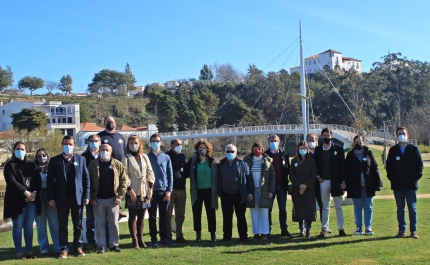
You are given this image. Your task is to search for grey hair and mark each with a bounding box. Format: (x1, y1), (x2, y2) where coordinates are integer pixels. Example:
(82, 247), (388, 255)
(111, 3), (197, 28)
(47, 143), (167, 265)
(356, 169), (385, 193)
(225, 144), (237, 152)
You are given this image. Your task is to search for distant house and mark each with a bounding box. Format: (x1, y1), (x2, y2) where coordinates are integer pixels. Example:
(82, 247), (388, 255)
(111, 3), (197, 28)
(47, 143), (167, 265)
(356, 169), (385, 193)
(165, 81), (179, 92)
(127, 86), (145, 98)
(0, 99), (80, 136)
(66, 92), (90, 97)
(290, 49), (362, 74)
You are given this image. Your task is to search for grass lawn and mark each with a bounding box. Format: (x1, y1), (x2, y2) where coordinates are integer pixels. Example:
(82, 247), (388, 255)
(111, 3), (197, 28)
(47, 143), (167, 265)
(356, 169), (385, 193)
(1, 146), (429, 264)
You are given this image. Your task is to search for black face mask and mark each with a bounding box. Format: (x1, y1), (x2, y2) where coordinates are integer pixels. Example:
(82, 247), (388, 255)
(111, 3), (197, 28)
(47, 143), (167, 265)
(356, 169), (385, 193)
(323, 138), (331, 144)
(106, 122), (115, 130)
(355, 143), (363, 150)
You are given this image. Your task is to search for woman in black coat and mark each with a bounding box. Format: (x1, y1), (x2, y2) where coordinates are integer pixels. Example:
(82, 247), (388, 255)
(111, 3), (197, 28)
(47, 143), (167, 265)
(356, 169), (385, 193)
(3, 141), (41, 259)
(345, 135), (380, 236)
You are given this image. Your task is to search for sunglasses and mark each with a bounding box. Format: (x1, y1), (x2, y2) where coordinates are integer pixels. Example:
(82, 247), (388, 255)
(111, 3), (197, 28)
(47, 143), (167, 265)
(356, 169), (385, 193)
(226, 150), (235, 153)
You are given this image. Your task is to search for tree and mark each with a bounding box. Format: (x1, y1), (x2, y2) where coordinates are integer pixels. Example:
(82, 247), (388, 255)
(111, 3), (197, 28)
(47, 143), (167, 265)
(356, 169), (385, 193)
(124, 63), (136, 92)
(45, 79), (59, 94)
(199, 64), (213, 81)
(0, 127), (25, 153)
(59, 74), (73, 95)
(17, 76), (44, 95)
(148, 90), (177, 132)
(88, 69), (135, 97)
(212, 63), (244, 83)
(0, 65), (14, 91)
(11, 108), (47, 133)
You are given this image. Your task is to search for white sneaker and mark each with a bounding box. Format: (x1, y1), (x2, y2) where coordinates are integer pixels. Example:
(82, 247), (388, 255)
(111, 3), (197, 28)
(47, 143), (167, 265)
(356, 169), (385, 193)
(354, 227), (362, 235)
(365, 228), (374, 235)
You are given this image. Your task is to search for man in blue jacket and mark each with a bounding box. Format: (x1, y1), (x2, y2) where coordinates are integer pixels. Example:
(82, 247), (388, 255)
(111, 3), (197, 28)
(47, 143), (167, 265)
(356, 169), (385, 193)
(386, 127), (423, 239)
(47, 135), (90, 259)
(147, 133), (175, 247)
(218, 144), (254, 242)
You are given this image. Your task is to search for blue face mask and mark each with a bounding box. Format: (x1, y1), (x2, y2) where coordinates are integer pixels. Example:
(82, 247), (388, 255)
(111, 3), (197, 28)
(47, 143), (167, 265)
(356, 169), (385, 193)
(270, 142), (278, 150)
(63, 145), (74, 155)
(226, 153), (236, 160)
(151, 142), (161, 150)
(89, 142), (100, 150)
(15, 150), (26, 160)
(299, 149), (307, 156)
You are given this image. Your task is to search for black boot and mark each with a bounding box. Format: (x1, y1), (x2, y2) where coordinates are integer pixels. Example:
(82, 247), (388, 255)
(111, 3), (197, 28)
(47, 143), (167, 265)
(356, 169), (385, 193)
(196, 231), (202, 242)
(210, 232), (217, 242)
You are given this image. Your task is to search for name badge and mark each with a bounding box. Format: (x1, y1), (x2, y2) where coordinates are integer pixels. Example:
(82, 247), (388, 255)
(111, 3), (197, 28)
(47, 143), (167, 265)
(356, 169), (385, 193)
(180, 167), (184, 172)
(396, 156), (400, 161)
(282, 160), (285, 165)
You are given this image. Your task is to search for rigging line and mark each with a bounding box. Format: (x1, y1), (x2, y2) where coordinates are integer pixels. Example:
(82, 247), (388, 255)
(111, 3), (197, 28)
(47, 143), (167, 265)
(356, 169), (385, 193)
(303, 42), (356, 120)
(279, 51), (300, 124)
(262, 36), (300, 71)
(238, 40), (300, 126)
(214, 38), (299, 114)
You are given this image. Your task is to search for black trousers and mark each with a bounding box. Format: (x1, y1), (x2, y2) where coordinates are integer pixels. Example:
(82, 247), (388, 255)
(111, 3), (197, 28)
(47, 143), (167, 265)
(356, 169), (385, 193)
(57, 196), (84, 251)
(192, 188), (216, 233)
(148, 190), (170, 241)
(315, 179), (323, 222)
(221, 193), (248, 239)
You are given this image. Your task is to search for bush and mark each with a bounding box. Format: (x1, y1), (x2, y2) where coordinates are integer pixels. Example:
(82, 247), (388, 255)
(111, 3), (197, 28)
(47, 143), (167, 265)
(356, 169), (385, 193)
(418, 144), (430, 153)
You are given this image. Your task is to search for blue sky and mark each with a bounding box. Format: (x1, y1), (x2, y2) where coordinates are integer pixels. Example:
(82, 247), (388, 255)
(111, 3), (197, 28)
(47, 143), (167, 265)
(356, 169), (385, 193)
(2, 0), (429, 94)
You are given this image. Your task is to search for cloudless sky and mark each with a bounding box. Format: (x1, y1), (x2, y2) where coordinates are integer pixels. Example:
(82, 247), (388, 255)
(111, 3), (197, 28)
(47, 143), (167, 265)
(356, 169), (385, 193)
(2, 0), (430, 94)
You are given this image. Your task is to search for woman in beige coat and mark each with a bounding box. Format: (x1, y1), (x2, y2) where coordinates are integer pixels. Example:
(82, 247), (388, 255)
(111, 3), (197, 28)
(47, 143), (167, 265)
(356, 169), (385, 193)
(244, 142), (275, 241)
(289, 140), (317, 238)
(122, 135), (155, 249)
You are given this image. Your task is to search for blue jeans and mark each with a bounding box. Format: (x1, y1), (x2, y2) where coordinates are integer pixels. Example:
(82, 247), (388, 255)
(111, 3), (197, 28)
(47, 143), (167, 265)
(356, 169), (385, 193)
(352, 187), (374, 230)
(86, 203), (110, 245)
(299, 220), (313, 231)
(35, 189), (60, 253)
(269, 184), (287, 232)
(393, 190), (417, 233)
(12, 202), (36, 253)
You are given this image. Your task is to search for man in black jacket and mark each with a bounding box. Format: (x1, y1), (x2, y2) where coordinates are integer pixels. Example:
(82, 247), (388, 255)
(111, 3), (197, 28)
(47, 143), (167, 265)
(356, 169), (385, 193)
(166, 138), (188, 243)
(386, 127), (423, 239)
(265, 135), (292, 237)
(314, 128), (347, 237)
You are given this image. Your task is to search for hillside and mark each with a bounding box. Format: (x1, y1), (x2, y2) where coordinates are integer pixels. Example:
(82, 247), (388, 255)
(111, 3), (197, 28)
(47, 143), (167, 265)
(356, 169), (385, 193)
(0, 94), (157, 128)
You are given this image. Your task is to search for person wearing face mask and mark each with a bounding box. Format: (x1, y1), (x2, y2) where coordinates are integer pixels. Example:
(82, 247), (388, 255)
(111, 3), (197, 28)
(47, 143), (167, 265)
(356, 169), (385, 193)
(3, 141), (41, 260)
(188, 140), (218, 242)
(98, 116), (127, 219)
(264, 135), (292, 237)
(34, 148), (60, 255)
(88, 143), (128, 253)
(243, 142), (275, 241)
(146, 133), (175, 247)
(165, 138), (188, 243)
(290, 141), (317, 238)
(314, 128), (347, 237)
(345, 135), (381, 236)
(217, 144), (254, 242)
(81, 134), (106, 250)
(47, 135), (90, 259)
(122, 135), (155, 249)
(386, 127), (423, 239)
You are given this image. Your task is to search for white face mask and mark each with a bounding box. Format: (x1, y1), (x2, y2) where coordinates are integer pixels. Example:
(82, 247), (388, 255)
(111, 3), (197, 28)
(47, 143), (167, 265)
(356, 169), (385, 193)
(174, 145), (182, 153)
(398, 135), (408, 143)
(100, 151), (111, 161)
(129, 144), (139, 152)
(308, 141), (317, 149)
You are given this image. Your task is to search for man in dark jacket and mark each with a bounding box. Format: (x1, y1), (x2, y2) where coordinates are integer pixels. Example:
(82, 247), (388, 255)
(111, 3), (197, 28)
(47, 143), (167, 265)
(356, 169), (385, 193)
(264, 135), (292, 237)
(166, 138), (188, 243)
(218, 144), (254, 241)
(386, 127), (423, 239)
(47, 135), (90, 258)
(314, 128), (347, 237)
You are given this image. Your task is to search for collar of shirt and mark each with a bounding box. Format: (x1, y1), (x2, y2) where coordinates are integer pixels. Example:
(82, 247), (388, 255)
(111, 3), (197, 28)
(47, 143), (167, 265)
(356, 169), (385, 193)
(399, 143), (408, 154)
(99, 157), (112, 163)
(62, 153), (74, 161)
(91, 150), (99, 158)
(105, 129), (116, 134)
(270, 149), (279, 154)
(322, 143), (332, 151)
(152, 151), (162, 157)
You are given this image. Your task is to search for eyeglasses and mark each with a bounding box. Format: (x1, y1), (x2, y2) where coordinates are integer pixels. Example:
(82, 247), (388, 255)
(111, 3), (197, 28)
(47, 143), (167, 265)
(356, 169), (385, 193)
(226, 150), (235, 153)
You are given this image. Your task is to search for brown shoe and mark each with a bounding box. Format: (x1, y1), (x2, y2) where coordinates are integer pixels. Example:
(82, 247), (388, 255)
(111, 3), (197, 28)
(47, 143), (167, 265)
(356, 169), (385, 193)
(76, 247), (86, 257)
(58, 250), (68, 259)
(318, 230), (328, 238)
(411, 232), (419, 239)
(395, 231), (407, 238)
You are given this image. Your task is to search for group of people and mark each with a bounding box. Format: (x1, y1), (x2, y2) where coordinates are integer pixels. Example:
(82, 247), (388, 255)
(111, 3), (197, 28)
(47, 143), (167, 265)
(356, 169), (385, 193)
(3, 121), (423, 260)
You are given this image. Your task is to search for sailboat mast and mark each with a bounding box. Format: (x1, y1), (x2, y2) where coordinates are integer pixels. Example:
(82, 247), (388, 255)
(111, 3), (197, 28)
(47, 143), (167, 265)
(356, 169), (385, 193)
(299, 21), (307, 140)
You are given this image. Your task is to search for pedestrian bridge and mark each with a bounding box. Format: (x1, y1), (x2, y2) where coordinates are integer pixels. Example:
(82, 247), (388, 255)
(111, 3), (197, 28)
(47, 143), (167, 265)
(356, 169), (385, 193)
(155, 124), (394, 148)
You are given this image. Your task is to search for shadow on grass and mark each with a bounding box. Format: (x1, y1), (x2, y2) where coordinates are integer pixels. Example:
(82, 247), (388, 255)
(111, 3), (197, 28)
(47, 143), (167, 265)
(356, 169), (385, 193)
(220, 236), (394, 253)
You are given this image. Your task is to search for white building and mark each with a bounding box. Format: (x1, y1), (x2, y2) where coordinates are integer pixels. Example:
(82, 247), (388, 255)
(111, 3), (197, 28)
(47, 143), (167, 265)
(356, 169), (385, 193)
(290, 49), (362, 75)
(0, 99), (80, 136)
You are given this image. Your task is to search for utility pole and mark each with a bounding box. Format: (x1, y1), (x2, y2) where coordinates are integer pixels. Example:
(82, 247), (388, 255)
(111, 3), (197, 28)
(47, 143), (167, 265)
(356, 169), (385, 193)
(299, 20), (307, 140)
